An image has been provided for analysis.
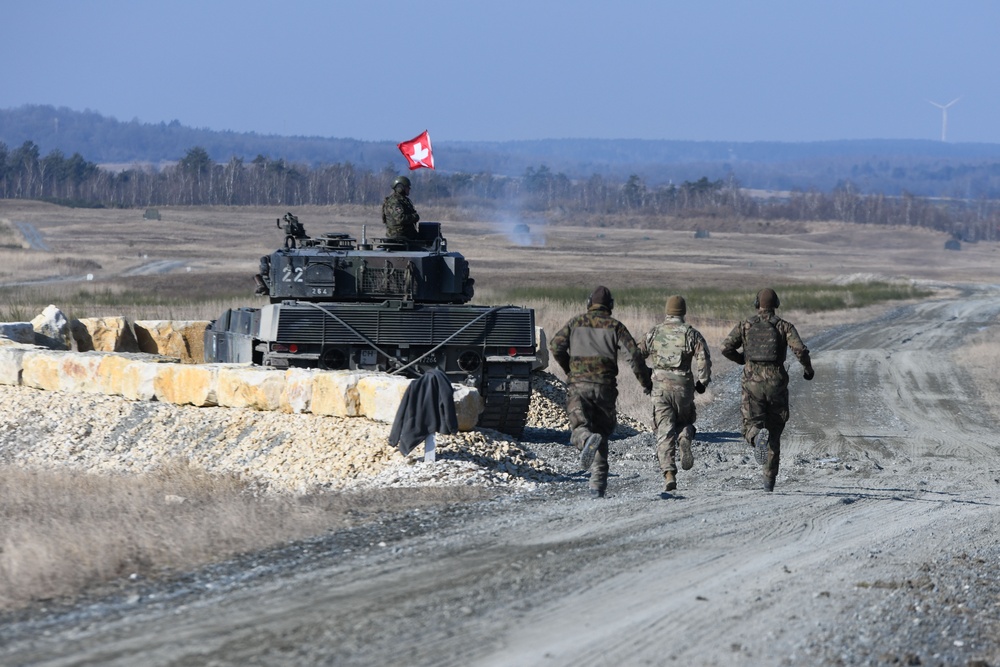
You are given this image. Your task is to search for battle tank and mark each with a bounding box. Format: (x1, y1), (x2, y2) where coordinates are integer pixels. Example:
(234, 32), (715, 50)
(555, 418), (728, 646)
(204, 213), (537, 437)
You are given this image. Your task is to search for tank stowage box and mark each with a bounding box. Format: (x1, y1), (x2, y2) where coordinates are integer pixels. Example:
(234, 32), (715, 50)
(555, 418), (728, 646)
(205, 216), (537, 437)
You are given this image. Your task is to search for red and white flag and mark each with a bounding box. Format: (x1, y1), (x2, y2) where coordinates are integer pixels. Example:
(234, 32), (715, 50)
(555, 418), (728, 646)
(397, 130), (435, 170)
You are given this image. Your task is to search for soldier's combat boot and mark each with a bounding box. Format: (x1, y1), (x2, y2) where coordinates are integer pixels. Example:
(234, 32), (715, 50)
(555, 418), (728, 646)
(663, 471), (677, 492)
(679, 435), (694, 471)
(580, 433), (602, 470)
(763, 475), (775, 492)
(752, 427), (770, 466)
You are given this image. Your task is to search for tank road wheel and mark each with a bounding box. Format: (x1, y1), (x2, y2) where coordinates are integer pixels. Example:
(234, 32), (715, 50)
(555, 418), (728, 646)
(478, 361), (532, 438)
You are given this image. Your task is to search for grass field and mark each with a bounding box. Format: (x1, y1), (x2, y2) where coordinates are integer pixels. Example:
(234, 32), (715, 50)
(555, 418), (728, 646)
(0, 199), (998, 611)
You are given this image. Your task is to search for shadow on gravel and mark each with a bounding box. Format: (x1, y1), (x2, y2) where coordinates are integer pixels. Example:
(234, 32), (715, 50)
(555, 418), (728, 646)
(698, 430), (743, 444)
(522, 424), (644, 443)
(521, 426), (568, 443)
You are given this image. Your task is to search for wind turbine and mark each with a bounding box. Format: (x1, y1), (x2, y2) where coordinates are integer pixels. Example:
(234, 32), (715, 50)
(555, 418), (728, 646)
(928, 97), (961, 142)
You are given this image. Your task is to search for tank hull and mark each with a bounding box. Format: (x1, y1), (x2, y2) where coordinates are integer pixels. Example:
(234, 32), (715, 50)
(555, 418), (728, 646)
(205, 300), (536, 437)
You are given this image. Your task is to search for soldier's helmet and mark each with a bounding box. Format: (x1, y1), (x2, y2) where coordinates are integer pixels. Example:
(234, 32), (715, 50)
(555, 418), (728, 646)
(666, 295), (686, 316)
(392, 175), (412, 191)
(587, 286), (614, 311)
(754, 288), (780, 310)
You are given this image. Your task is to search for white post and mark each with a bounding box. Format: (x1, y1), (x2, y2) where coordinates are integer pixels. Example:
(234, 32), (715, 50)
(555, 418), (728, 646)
(424, 433), (436, 462)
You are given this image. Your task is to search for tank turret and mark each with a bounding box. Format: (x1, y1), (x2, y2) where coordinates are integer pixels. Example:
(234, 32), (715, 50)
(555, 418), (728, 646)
(256, 218), (474, 305)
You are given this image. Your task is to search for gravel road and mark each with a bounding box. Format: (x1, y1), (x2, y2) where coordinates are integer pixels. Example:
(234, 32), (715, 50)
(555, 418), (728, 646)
(2, 289), (1000, 667)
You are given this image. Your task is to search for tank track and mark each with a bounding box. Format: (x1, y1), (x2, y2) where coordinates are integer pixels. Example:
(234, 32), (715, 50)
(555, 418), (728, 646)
(477, 361), (533, 438)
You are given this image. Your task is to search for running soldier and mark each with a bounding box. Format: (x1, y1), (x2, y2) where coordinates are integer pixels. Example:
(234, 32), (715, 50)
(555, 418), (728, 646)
(639, 295), (712, 494)
(721, 288), (815, 492)
(550, 286), (653, 498)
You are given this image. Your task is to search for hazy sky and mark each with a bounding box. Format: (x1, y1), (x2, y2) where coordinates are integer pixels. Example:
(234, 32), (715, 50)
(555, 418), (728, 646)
(4, 0), (999, 144)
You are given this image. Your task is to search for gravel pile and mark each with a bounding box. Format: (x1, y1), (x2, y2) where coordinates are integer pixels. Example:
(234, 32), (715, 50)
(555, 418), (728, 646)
(0, 371), (649, 494)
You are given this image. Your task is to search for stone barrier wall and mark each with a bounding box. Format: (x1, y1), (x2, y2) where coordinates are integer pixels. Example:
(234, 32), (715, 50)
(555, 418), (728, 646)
(0, 314), (484, 430)
(0, 344), (483, 430)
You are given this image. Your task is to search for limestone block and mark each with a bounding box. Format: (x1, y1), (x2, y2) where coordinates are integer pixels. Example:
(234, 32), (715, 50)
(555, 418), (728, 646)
(73, 316), (140, 353)
(22, 349), (106, 393)
(58, 352), (106, 393)
(311, 370), (369, 417)
(31, 305), (74, 351)
(96, 354), (138, 396)
(0, 345), (31, 385)
(357, 374), (411, 423)
(154, 363), (219, 407)
(0, 322), (35, 344)
(121, 360), (161, 401)
(21, 350), (66, 391)
(280, 368), (320, 414)
(217, 366), (285, 411)
(453, 385), (485, 431)
(134, 320), (210, 364)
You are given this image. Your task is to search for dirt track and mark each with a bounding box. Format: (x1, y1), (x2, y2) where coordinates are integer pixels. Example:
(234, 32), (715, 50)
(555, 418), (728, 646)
(2, 289), (1000, 666)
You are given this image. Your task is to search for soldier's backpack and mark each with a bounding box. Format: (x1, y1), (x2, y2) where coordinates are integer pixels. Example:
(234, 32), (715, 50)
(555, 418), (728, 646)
(649, 323), (689, 370)
(745, 316), (782, 363)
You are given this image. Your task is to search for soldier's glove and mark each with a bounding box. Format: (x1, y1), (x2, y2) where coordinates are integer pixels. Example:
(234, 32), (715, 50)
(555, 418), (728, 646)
(695, 381), (706, 394)
(643, 385), (652, 396)
(803, 367), (815, 381)
(723, 350), (745, 365)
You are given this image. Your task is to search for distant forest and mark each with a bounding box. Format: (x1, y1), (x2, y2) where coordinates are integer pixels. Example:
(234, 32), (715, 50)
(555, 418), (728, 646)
(2, 105), (1000, 240)
(2, 139), (999, 242)
(6, 105), (1000, 197)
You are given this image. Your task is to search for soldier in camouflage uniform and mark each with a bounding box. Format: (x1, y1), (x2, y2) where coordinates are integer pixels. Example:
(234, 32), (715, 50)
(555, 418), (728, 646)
(549, 286), (652, 498)
(721, 288), (815, 492)
(381, 175), (420, 239)
(638, 295), (712, 494)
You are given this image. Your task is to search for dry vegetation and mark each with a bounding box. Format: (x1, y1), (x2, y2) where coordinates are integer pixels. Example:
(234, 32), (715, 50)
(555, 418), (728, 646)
(1, 200), (998, 611)
(954, 321), (1000, 422)
(0, 462), (490, 610)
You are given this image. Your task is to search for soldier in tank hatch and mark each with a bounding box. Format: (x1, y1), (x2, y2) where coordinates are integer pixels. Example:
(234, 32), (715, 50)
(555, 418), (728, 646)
(638, 295), (712, 494)
(549, 286), (652, 498)
(721, 288), (814, 492)
(381, 175), (420, 239)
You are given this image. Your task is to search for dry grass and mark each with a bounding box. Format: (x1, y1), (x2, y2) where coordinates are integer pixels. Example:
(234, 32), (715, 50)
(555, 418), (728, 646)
(0, 461), (490, 610)
(0, 218), (24, 248)
(2, 200), (997, 320)
(953, 319), (1000, 421)
(1, 200), (998, 611)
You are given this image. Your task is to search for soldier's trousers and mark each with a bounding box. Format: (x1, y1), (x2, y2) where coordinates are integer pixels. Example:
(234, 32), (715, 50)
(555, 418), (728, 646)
(651, 380), (696, 474)
(566, 382), (618, 491)
(741, 380), (789, 479)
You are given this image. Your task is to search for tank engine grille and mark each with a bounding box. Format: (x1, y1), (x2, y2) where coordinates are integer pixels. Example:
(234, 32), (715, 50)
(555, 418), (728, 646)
(274, 305), (534, 347)
(361, 264), (411, 295)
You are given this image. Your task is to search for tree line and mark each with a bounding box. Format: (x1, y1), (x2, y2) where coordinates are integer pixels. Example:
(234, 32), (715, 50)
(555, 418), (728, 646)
(1, 140), (998, 242)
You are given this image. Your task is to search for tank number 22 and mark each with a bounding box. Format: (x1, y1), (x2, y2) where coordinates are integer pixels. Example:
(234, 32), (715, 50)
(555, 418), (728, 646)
(282, 266), (304, 283)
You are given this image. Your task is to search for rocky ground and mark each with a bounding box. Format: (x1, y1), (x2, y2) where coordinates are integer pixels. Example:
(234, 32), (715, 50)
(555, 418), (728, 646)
(0, 371), (642, 495)
(1, 292), (1000, 666)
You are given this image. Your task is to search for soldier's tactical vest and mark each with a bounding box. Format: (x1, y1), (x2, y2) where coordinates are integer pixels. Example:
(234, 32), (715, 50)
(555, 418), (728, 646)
(650, 323), (689, 370)
(745, 316), (782, 363)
